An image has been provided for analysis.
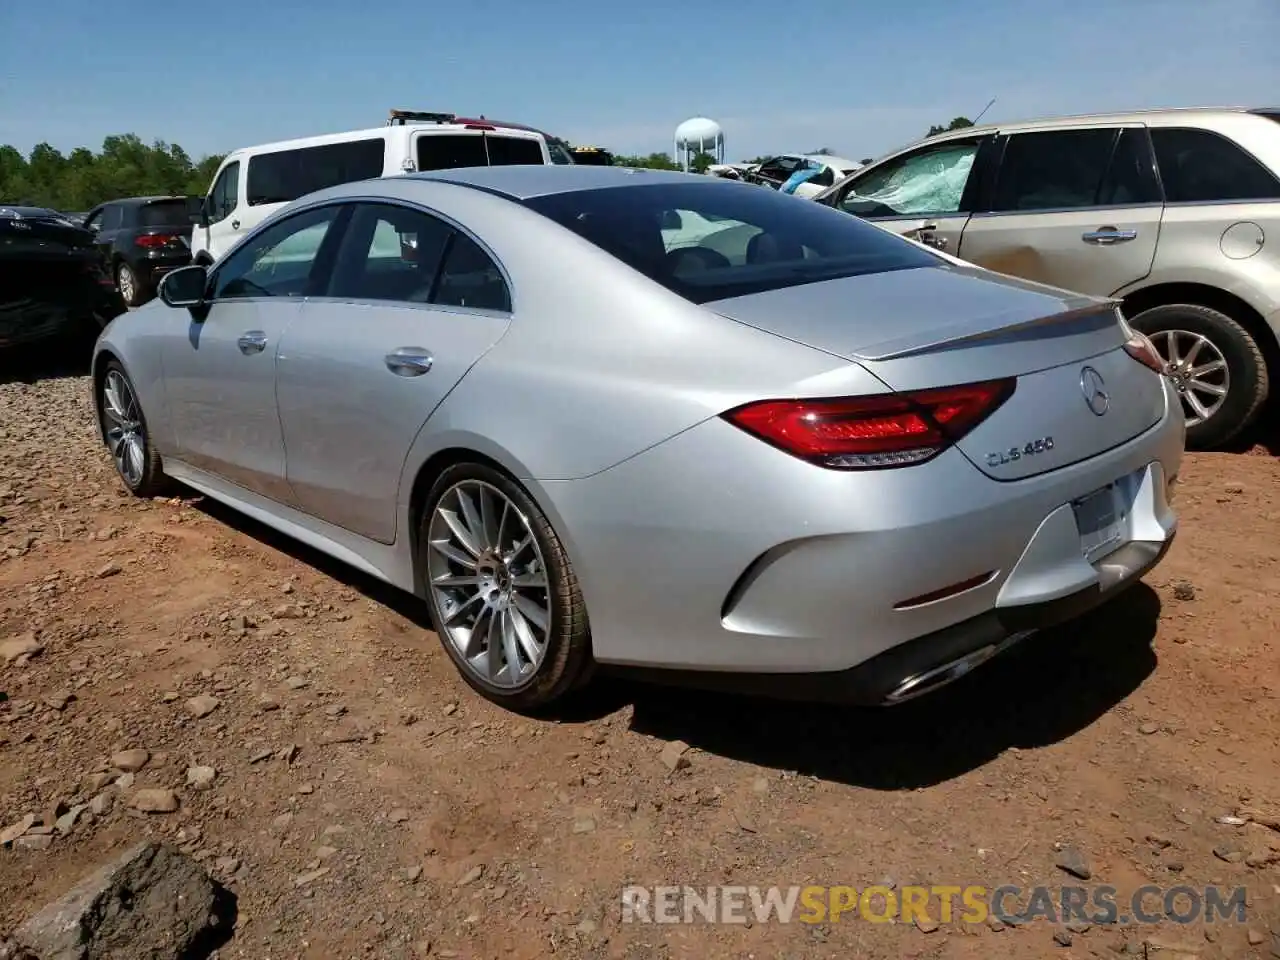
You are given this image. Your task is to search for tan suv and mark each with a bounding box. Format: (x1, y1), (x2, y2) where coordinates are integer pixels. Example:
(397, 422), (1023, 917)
(816, 107), (1280, 449)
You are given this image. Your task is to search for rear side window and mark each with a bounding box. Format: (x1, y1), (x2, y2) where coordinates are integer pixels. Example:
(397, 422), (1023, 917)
(522, 180), (938, 305)
(417, 134), (487, 170)
(485, 135), (544, 166)
(1096, 129), (1162, 206)
(991, 129), (1116, 212)
(247, 138), (385, 206)
(434, 233), (511, 312)
(101, 205), (123, 230)
(327, 203), (454, 302)
(1150, 127), (1280, 203)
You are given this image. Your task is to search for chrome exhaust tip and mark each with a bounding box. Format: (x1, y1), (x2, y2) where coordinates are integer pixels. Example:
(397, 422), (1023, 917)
(882, 644), (1000, 705)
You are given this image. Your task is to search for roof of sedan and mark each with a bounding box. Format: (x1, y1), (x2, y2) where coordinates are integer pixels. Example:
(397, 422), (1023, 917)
(401, 164), (717, 199)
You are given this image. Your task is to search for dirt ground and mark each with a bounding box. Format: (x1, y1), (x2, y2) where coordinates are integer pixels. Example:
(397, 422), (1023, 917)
(1, 344), (1278, 960)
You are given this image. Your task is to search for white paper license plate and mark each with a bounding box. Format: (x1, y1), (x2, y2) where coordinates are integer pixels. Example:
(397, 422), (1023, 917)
(1073, 484), (1125, 559)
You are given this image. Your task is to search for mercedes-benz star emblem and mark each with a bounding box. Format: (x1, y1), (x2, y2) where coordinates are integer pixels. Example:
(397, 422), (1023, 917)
(1080, 366), (1109, 416)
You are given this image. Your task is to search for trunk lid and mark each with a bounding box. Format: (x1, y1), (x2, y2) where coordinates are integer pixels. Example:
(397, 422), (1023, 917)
(707, 264), (1167, 480)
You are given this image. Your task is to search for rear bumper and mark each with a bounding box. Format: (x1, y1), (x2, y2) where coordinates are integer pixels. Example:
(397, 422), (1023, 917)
(612, 535), (1173, 705)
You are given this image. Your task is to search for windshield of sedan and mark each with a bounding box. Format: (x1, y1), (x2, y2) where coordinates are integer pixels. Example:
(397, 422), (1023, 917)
(520, 181), (939, 304)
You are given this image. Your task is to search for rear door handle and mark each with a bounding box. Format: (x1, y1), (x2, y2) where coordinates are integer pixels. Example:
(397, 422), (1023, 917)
(385, 347), (434, 376)
(237, 331), (268, 355)
(1082, 227), (1137, 245)
(231, 219), (241, 230)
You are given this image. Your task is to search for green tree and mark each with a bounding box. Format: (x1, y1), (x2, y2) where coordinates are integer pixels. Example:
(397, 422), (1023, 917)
(611, 152), (680, 170)
(688, 151), (715, 174)
(926, 117), (975, 137)
(0, 135), (225, 210)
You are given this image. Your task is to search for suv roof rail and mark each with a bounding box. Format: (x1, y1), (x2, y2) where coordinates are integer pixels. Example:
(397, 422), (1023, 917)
(388, 109), (457, 126)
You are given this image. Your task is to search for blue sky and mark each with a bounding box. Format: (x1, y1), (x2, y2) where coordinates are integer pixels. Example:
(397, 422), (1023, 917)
(2, 0), (1277, 165)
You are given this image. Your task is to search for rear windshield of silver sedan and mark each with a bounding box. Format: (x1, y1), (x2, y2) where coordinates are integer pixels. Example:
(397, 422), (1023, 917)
(521, 181), (938, 303)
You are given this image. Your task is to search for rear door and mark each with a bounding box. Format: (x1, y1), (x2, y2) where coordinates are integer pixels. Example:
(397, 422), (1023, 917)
(956, 126), (1163, 296)
(828, 135), (990, 254)
(276, 201), (512, 543)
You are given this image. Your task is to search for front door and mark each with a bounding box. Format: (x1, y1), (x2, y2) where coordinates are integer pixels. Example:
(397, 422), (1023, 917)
(276, 201), (512, 543)
(831, 135), (987, 255)
(162, 203), (347, 501)
(200, 159), (241, 262)
(955, 126), (1162, 296)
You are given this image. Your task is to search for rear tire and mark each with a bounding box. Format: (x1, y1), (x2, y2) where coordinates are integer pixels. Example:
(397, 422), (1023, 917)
(96, 360), (170, 498)
(116, 261), (144, 308)
(1127, 302), (1268, 450)
(418, 462), (593, 712)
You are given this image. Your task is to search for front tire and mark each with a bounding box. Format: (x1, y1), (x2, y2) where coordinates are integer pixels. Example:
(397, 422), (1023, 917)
(419, 463), (592, 712)
(1128, 302), (1269, 450)
(97, 360), (169, 497)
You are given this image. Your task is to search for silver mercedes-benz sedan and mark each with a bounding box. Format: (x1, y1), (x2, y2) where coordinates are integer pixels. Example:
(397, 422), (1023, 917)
(91, 165), (1182, 712)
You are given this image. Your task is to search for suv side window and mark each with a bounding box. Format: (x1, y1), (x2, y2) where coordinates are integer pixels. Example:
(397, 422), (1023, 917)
(1150, 127), (1280, 203)
(1096, 128), (1162, 206)
(434, 233), (511, 312)
(211, 205), (343, 300)
(101, 204), (123, 231)
(990, 128), (1117, 212)
(207, 161), (240, 224)
(838, 140), (980, 217)
(327, 203), (454, 302)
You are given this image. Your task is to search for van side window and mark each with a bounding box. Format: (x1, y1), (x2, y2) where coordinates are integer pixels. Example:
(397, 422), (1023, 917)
(417, 134), (487, 171)
(990, 129), (1117, 212)
(1150, 127), (1280, 203)
(246, 139), (385, 207)
(485, 136), (544, 166)
(207, 162), (240, 224)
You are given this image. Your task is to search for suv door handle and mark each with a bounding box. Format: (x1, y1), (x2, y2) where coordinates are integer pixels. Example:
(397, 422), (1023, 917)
(385, 348), (434, 376)
(237, 331), (268, 355)
(1082, 227), (1137, 245)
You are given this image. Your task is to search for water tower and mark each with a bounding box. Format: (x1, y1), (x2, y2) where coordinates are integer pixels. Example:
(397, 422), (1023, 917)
(674, 117), (724, 171)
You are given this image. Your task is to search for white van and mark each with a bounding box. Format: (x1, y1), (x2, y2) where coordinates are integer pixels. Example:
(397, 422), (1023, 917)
(190, 110), (575, 264)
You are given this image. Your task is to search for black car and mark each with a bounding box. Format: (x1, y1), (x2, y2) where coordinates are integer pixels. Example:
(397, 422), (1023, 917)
(0, 205), (128, 350)
(83, 196), (198, 306)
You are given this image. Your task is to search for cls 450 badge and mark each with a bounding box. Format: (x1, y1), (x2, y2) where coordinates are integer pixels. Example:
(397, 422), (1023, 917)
(986, 437), (1054, 467)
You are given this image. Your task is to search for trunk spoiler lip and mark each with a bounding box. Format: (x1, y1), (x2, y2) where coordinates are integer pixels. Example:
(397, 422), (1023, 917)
(844, 299), (1123, 362)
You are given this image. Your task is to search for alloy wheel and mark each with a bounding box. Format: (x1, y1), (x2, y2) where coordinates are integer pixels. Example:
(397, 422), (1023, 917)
(101, 370), (146, 487)
(117, 264), (136, 305)
(426, 480), (552, 688)
(1149, 328), (1230, 427)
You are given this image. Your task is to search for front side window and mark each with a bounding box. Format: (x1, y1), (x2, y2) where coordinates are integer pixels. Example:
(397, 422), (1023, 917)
(212, 205), (342, 300)
(207, 161), (240, 223)
(547, 139), (576, 165)
(327, 203), (454, 302)
(1150, 127), (1280, 203)
(840, 141), (979, 217)
(522, 180), (938, 305)
(990, 128), (1117, 212)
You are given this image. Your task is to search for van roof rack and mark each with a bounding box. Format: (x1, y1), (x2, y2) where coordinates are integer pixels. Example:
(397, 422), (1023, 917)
(387, 109), (457, 126)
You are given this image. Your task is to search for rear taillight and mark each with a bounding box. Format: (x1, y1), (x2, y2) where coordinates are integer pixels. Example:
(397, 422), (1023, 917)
(1123, 329), (1165, 374)
(136, 234), (176, 248)
(722, 379), (1016, 469)
(465, 123), (496, 131)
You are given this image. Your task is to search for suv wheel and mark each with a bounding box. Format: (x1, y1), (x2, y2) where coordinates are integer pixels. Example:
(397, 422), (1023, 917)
(1128, 303), (1269, 450)
(116, 262), (143, 307)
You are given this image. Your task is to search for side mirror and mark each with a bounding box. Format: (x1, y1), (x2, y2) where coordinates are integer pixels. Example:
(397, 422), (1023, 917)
(188, 197), (209, 227)
(159, 265), (209, 308)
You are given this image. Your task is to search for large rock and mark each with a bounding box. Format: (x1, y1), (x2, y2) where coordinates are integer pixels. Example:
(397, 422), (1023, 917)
(9, 842), (234, 959)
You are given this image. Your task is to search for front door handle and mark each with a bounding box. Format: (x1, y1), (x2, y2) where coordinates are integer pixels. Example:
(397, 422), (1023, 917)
(909, 224), (949, 250)
(231, 219), (241, 230)
(1082, 227), (1137, 245)
(237, 331), (268, 355)
(385, 347), (434, 377)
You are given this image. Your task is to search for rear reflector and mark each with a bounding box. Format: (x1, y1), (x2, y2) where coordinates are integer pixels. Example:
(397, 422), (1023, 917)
(1123, 329), (1165, 374)
(136, 234), (176, 248)
(722, 379), (1016, 469)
